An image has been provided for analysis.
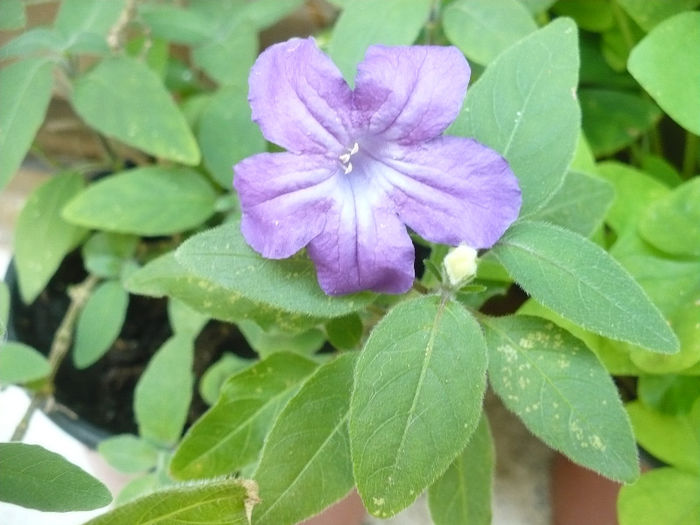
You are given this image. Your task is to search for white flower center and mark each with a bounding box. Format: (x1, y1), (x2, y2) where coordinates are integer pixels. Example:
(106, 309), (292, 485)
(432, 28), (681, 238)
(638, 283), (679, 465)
(339, 142), (359, 174)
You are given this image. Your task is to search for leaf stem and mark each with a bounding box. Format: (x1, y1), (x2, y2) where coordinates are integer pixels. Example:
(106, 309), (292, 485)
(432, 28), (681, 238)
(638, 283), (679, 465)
(682, 131), (698, 179)
(612, 0), (635, 54)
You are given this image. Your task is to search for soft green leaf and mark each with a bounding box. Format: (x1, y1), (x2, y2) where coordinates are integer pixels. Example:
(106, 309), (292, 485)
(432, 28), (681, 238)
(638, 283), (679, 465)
(71, 57), (200, 164)
(175, 221), (373, 319)
(82, 232), (139, 279)
(551, 0), (613, 32)
(328, 0), (432, 83)
(115, 473), (159, 505)
(443, 0), (536, 65)
(325, 313), (363, 350)
(168, 298), (209, 339)
(578, 33), (637, 90)
(350, 296), (487, 518)
(62, 167), (216, 236)
(640, 154), (683, 188)
(530, 170), (614, 237)
(0, 58), (53, 190)
(638, 375), (700, 415)
(639, 177), (700, 257)
(199, 352), (252, 406)
(0, 28), (64, 59)
(617, 0), (700, 32)
(427, 414), (493, 525)
(0, 0), (25, 29)
(0, 342), (50, 384)
(85, 478), (257, 525)
(170, 352), (317, 479)
(517, 0), (556, 14)
(238, 0), (305, 28)
(484, 315), (639, 482)
(134, 334), (194, 446)
(73, 280), (129, 369)
(192, 17), (257, 86)
(600, 14), (644, 72)
(98, 434), (160, 474)
(0, 443), (111, 511)
(138, 4), (210, 44)
(252, 353), (357, 525)
(14, 172), (87, 303)
(450, 18), (580, 215)
(618, 468), (700, 525)
(628, 12), (700, 135)
(239, 321), (325, 358)
(580, 88), (661, 156)
(54, 0), (125, 38)
(199, 85), (265, 188)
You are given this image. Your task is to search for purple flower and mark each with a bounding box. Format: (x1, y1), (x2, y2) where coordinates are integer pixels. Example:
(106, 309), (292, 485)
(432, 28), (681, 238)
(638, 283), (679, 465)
(233, 38), (521, 295)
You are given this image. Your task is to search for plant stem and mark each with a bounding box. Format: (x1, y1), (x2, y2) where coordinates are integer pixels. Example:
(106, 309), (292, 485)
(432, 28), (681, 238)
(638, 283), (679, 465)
(10, 274), (99, 442)
(612, 0), (635, 54)
(682, 131), (698, 179)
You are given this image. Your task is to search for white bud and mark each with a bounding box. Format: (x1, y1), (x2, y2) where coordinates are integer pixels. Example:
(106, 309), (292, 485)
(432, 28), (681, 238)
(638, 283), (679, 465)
(443, 245), (478, 286)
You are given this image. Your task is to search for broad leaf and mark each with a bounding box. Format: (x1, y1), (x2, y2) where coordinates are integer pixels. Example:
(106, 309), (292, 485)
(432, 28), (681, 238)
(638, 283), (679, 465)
(350, 296), (487, 517)
(14, 172), (87, 303)
(62, 167), (217, 236)
(82, 232), (139, 279)
(628, 12), (700, 134)
(483, 315), (639, 482)
(134, 334), (194, 446)
(252, 353), (357, 525)
(443, 0), (536, 65)
(0, 443), (111, 511)
(617, 0), (700, 31)
(170, 352), (317, 479)
(492, 221), (679, 353)
(0, 342), (50, 384)
(328, 0), (432, 83)
(72, 56), (200, 164)
(0, 58), (53, 190)
(427, 414), (494, 525)
(98, 434), (160, 474)
(54, 0), (125, 39)
(450, 18), (580, 214)
(175, 222), (373, 319)
(85, 478), (258, 525)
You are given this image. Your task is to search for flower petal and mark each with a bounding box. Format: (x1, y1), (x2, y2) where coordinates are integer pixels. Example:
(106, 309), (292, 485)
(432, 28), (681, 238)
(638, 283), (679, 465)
(371, 136), (522, 248)
(353, 45), (470, 144)
(307, 174), (415, 295)
(234, 152), (340, 258)
(248, 38), (353, 154)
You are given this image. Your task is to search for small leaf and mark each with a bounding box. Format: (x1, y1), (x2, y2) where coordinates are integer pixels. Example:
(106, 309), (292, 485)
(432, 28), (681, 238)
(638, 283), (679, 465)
(0, 342), (50, 384)
(0, 0), (25, 29)
(325, 313), (363, 350)
(168, 298), (209, 339)
(14, 172), (87, 303)
(170, 352), (317, 479)
(0, 443), (111, 511)
(492, 221), (679, 353)
(617, 0), (700, 31)
(628, 12), (700, 134)
(483, 315), (639, 482)
(0, 58), (53, 190)
(238, 321), (325, 358)
(115, 473), (159, 505)
(252, 353), (357, 525)
(85, 478), (258, 525)
(62, 167), (216, 236)
(98, 434), (160, 474)
(427, 414), (493, 525)
(82, 232), (139, 279)
(350, 296), (487, 517)
(199, 353), (252, 406)
(71, 56), (200, 164)
(134, 334), (194, 446)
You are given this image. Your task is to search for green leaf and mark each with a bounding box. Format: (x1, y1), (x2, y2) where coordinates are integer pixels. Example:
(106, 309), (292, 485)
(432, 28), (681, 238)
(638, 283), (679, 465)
(0, 28), (64, 60)
(98, 434), (160, 474)
(0, 342), (50, 384)
(85, 478), (258, 525)
(551, 0), (613, 32)
(82, 232), (139, 279)
(443, 0), (536, 65)
(427, 414), (493, 525)
(138, 4), (210, 44)
(0, 443), (111, 511)
(170, 352), (317, 479)
(0, 58), (53, 190)
(492, 221), (679, 353)
(325, 313), (363, 350)
(175, 221), (373, 319)
(628, 12), (700, 135)
(450, 18), (580, 215)
(71, 57), (200, 164)
(617, 0), (700, 32)
(618, 468), (700, 525)
(638, 375), (700, 415)
(580, 88), (661, 156)
(483, 315), (639, 482)
(640, 154), (683, 188)
(199, 352), (252, 406)
(134, 334), (194, 446)
(54, 0), (125, 39)
(350, 296), (487, 517)
(63, 167), (216, 236)
(115, 473), (159, 505)
(530, 170), (614, 237)
(0, 0), (25, 29)
(328, 0), (432, 83)
(517, 0), (556, 14)
(199, 85), (265, 188)
(14, 172), (87, 303)
(252, 353), (357, 525)
(639, 177), (700, 257)
(238, 321), (325, 358)
(238, 0), (305, 28)
(168, 298), (209, 339)
(73, 280), (129, 369)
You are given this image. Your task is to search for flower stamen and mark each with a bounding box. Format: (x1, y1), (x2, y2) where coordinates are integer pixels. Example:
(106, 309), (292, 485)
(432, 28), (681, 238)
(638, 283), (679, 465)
(339, 142), (360, 174)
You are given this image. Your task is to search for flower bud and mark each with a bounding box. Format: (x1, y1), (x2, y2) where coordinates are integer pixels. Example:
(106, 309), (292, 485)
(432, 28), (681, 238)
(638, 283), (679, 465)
(443, 245), (478, 287)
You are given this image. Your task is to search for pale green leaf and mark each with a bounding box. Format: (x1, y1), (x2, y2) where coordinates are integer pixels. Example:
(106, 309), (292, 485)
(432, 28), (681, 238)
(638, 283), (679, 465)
(517, 0), (556, 14)
(98, 434), (160, 474)
(252, 353), (357, 525)
(170, 352), (317, 479)
(238, 321), (325, 358)
(0, 341), (50, 384)
(617, 0), (700, 32)
(138, 4), (210, 44)
(82, 232), (139, 279)
(0, 28), (64, 59)
(54, 0), (125, 38)
(0, 0), (25, 29)
(115, 473), (159, 505)
(450, 18), (580, 214)
(350, 296), (487, 517)
(168, 298), (209, 339)
(199, 353), (252, 406)
(492, 221), (679, 353)
(71, 57), (200, 164)
(0, 443), (111, 511)
(192, 17), (257, 86)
